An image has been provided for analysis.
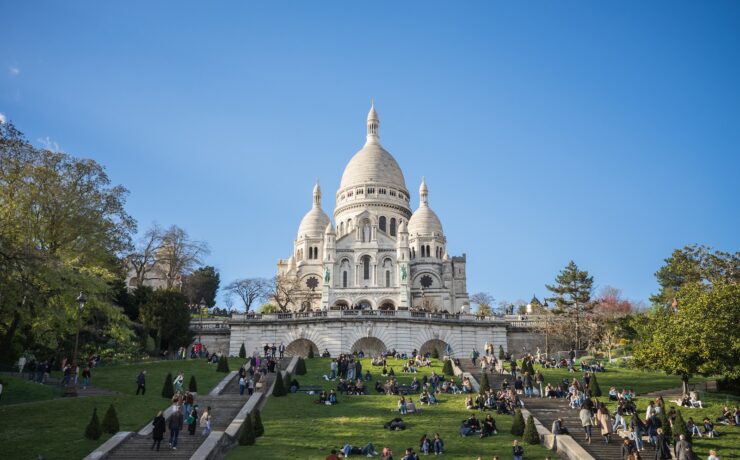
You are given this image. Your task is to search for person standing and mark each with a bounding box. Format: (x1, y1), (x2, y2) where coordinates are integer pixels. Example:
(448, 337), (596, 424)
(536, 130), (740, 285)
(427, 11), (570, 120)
(173, 372), (184, 392)
(200, 406), (212, 437)
(17, 355), (27, 375)
(151, 411), (166, 451)
(247, 377), (255, 396)
(279, 342), (286, 359)
(597, 406), (612, 444)
(674, 434), (693, 460)
(187, 405), (199, 436)
(81, 366), (91, 389)
(136, 370), (146, 395)
(239, 375), (246, 395)
(654, 428), (671, 459)
(512, 440), (524, 460)
(168, 406), (184, 450)
(579, 406), (593, 443)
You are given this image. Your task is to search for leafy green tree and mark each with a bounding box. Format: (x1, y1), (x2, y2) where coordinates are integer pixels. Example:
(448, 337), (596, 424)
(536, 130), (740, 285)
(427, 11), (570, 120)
(162, 373), (174, 398)
(480, 373), (490, 392)
(673, 410), (690, 441)
(188, 375), (198, 392)
(442, 359), (454, 376)
(217, 356), (230, 373)
(183, 266), (220, 308)
(239, 343), (247, 359)
(251, 409), (264, 437)
(85, 408), (102, 440)
(272, 371), (286, 397)
(101, 404), (120, 434)
(238, 415), (256, 445)
(511, 409), (525, 436)
(546, 261), (594, 350)
(140, 290), (194, 354)
(257, 303), (279, 314)
(523, 414), (540, 444)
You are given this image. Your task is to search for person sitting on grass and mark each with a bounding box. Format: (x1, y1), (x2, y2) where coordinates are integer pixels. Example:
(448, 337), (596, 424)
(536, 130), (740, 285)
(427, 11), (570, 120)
(420, 390), (436, 405)
(342, 441), (378, 457)
(380, 447), (392, 460)
(325, 448), (340, 460)
(401, 447), (419, 460)
(459, 414), (481, 436)
(480, 414), (498, 438)
(398, 396), (408, 415)
(406, 398), (418, 414)
(419, 434), (430, 455)
(512, 440), (524, 460)
(465, 395), (474, 410)
(718, 406), (733, 425)
(410, 377), (420, 392)
(703, 418), (718, 437)
(365, 370), (372, 381)
(432, 433), (444, 454)
(328, 389), (338, 405)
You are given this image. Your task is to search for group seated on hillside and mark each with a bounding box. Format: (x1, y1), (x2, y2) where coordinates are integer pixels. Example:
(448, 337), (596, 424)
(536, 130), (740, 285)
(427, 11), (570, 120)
(579, 360), (605, 372)
(396, 397), (421, 415)
(336, 378), (366, 395)
(459, 413), (482, 436)
(315, 389), (338, 405)
(464, 389), (522, 414)
(419, 390), (438, 405)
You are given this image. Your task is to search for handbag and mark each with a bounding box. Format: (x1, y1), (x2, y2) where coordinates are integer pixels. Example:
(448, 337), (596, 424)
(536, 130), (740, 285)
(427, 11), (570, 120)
(185, 416), (195, 425)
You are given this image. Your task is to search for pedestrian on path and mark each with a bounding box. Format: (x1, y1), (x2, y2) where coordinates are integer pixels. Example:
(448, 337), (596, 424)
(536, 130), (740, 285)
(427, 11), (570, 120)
(81, 366), (91, 389)
(136, 370), (146, 395)
(239, 375), (246, 395)
(168, 406), (184, 450)
(187, 405), (199, 436)
(173, 372), (184, 392)
(200, 406), (212, 437)
(279, 342), (286, 359)
(151, 410), (166, 451)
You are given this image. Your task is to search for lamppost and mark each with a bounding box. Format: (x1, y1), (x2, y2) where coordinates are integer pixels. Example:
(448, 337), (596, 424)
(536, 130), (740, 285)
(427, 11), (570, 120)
(199, 297), (206, 345)
(64, 292), (86, 397)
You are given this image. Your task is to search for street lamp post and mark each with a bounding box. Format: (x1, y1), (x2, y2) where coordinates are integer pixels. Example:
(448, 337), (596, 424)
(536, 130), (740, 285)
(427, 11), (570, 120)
(199, 298), (207, 345)
(64, 292), (86, 397)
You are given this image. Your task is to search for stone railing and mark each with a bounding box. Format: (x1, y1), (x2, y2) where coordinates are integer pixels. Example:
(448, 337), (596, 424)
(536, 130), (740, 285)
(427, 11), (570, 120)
(229, 310), (507, 323)
(190, 319), (230, 330)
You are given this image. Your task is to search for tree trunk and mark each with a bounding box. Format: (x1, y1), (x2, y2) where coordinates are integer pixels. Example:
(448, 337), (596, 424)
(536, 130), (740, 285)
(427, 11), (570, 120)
(682, 374), (690, 397)
(0, 312), (22, 363)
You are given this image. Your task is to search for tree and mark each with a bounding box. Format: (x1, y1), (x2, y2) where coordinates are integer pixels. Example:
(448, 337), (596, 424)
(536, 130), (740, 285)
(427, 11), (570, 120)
(162, 373), (174, 398)
(140, 290), (194, 354)
(85, 408), (102, 440)
(673, 410), (690, 441)
(251, 409), (265, 437)
(522, 414), (540, 445)
(225, 278), (269, 312)
(238, 415), (256, 445)
(188, 375), (198, 392)
(470, 292), (494, 316)
(295, 357), (307, 375)
(272, 371), (286, 396)
(101, 404), (120, 434)
(480, 373), (490, 392)
(239, 343), (247, 359)
(546, 261), (594, 351)
(217, 356), (230, 373)
(511, 409), (525, 436)
(158, 225), (210, 290)
(269, 275), (302, 311)
(442, 359), (454, 376)
(257, 303), (279, 314)
(183, 266), (220, 308)
(657, 409), (672, 439)
(588, 373), (602, 397)
(125, 224), (163, 289)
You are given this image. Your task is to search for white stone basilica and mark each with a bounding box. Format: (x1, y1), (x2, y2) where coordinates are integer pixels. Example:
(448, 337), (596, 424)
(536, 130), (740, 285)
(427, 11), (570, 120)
(277, 104), (469, 313)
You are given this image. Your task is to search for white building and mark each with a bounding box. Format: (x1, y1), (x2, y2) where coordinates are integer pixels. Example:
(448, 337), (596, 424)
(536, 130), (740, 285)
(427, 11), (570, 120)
(277, 104), (469, 312)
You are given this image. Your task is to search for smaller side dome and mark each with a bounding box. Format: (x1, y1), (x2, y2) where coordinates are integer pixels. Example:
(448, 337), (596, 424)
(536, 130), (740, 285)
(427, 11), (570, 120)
(297, 182), (330, 239)
(324, 222), (335, 235)
(408, 178), (444, 236)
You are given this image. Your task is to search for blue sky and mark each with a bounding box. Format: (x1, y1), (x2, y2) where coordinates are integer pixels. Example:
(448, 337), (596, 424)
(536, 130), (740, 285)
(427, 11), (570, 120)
(2, 1), (738, 306)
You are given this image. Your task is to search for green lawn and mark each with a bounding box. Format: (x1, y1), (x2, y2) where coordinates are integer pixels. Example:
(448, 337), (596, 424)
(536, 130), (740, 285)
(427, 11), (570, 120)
(297, 357), (447, 388)
(0, 375), (62, 405)
(229, 358), (552, 460)
(1, 358), (230, 460)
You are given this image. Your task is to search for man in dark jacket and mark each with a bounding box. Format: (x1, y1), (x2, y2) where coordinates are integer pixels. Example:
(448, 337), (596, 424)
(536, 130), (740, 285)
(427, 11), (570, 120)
(168, 406), (184, 450)
(136, 370), (146, 395)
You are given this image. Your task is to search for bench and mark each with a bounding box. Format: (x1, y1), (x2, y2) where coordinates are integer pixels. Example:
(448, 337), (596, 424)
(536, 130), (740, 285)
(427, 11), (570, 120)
(294, 385), (324, 393)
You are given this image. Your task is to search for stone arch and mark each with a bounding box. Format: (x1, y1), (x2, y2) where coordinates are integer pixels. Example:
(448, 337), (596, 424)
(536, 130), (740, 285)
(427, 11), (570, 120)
(285, 338), (319, 357)
(413, 271), (441, 289)
(354, 298), (373, 310)
(419, 339), (449, 357)
(351, 337), (387, 356)
(333, 299), (350, 310)
(413, 328), (463, 359)
(378, 299), (395, 310)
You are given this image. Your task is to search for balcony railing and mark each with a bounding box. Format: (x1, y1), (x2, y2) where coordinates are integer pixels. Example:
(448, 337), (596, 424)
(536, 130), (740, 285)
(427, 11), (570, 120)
(228, 310), (509, 323)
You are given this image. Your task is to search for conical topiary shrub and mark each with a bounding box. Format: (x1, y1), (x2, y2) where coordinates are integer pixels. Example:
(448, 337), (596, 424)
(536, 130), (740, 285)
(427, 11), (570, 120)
(188, 375), (198, 392)
(480, 373), (490, 392)
(238, 415), (256, 445)
(588, 373), (602, 398)
(217, 356), (230, 373)
(657, 408), (672, 439)
(442, 359), (454, 376)
(162, 373), (174, 398)
(251, 409), (264, 437)
(85, 408), (102, 440)
(431, 347), (439, 359)
(307, 347), (315, 359)
(295, 357), (307, 375)
(239, 343), (247, 359)
(511, 409), (525, 436)
(101, 404), (120, 434)
(498, 345), (505, 360)
(523, 414), (540, 445)
(673, 410), (690, 441)
(284, 371), (292, 391)
(272, 371), (286, 397)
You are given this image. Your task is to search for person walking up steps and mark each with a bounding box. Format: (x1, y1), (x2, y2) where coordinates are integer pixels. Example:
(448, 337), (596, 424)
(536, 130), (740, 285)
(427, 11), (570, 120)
(168, 406), (184, 450)
(187, 405), (198, 436)
(151, 410), (166, 451)
(201, 406), (212, 437)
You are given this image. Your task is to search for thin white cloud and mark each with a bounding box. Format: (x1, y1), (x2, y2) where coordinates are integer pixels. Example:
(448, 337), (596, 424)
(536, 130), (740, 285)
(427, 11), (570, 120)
(8, 66), (20, 76)
(0, 113), (6, 124)
(38, 136), (61, 152)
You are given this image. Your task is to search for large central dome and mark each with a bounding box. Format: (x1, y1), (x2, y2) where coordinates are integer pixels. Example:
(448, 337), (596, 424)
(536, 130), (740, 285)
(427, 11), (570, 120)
(339, 103), (407, 191)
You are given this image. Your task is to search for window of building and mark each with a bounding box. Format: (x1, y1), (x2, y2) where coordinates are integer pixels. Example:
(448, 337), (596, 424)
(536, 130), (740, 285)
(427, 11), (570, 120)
(390, 190), (397, 197)
(343, 271), (348, 288)
(362, 255), (371, 280)
(379, 216), (386, 232)
(386, 270), (391, 287)
(390, 218), (397, 236)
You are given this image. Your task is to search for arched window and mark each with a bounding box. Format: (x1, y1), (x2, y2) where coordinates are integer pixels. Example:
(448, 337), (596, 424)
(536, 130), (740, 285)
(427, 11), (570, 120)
(339, 222), (344, 235)
(379, 216), (386, 232)
(421, 245), (426, 257)
(362, 255), (371, 280)
(426, 245), (431, 257)
(412, 247), (416, 258)
(385, 270), (391, 287)
(343, 271), (348, 288)
(390, 218), (397, 236)
(314, 247), (319, 259)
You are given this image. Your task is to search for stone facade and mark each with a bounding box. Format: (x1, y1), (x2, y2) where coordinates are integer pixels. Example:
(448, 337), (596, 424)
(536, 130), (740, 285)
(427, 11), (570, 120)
(277, 104), (469, 313)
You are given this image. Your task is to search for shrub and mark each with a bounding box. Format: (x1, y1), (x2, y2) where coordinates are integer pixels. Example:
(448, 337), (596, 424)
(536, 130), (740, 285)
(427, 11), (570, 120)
(511, 409), (525, 436)
(284, 371), (292, 389)
(657, 408), (672, 439)
(188, 375), (198, 392)
(307, 347), (315, 359)
(238, 415), (256, 445)
(217, 356), (230, 373)
(498, 345), (505, 360)
(523, 414), (540, 445)
(239, 343), (246, 359)
(480, 373), (490, 392)
(162, 373), (174, 398)
(431, 347), (439, 359)
(272, 371), (286, 397)
(101, 404), (120, 434)
(295, 357), (307, 375)
(85, 408), (102, 440)
(673, 410), (690, 441)
(251, 409), (264, 437)
(588, 373), (602, 398)
(442, 359), (454, 376)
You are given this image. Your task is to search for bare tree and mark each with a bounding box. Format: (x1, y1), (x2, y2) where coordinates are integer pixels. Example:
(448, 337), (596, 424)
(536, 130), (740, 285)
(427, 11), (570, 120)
(126, 224), (163, 288)
(159, 225), (210, 289)
(225, 277), (269, 312)
(470, 292), (494, 316)
(269, 274), (302, 311)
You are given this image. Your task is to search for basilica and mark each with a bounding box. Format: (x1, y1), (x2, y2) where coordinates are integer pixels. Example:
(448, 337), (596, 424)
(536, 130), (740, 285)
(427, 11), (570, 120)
(277, 104), (469, 312)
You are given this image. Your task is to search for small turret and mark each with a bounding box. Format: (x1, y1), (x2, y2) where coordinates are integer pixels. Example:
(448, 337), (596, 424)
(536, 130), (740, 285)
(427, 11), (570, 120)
(366, 101), (379, 143)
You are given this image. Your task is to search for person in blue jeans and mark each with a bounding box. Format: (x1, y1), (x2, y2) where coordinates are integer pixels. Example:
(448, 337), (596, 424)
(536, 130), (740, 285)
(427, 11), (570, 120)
(342, 442), (377, 457)
(512, 440), (524, 460)
(168, 406), (184, 450)
(432, 433), (444, 454)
